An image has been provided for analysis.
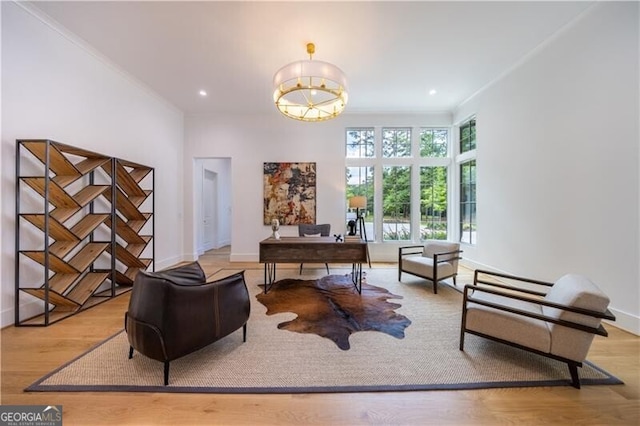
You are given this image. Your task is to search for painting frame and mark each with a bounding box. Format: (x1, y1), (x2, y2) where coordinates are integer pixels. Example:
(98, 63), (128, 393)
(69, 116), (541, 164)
(263, 162), (316, 225)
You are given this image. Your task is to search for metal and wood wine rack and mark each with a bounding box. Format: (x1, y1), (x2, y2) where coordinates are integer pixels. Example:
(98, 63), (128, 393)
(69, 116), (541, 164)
(15, 140), (154, 326)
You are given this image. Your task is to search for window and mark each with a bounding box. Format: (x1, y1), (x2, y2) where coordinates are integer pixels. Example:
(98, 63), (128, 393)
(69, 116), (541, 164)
(420, 166), (447, 240)
(459, 160), (476, 244)
(382, 166), (411, 240)
(345, 127), (451, 243)
(458, 117), (477, 244)
(382, 128), (411, 158)
(459, 118), (476, 153)
(345, 166), (375, 240)
(420, 128), (448, 157)
(346, 128), (375, 158)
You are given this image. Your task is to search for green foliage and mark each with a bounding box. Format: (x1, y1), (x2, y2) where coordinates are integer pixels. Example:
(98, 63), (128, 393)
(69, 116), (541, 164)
(420, 166), (447, 218)
(419, 129), (448, 157)
(346, 129), (375, 158)
(382, 129), (411, 158)
(346, 166), (374, 214)
(382, 166), (411, 219)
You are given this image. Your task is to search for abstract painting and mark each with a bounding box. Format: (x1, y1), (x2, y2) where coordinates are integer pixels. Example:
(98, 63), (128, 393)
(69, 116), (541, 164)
(263, 162), (316, 225)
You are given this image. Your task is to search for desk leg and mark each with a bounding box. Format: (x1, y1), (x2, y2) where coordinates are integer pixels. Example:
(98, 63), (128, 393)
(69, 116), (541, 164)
(350, 263), (362, 294)
(264, 262), (276, 294)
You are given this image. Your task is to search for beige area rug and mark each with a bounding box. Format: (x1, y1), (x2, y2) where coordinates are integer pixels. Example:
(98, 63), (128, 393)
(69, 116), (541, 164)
(26, 268), (621, 393)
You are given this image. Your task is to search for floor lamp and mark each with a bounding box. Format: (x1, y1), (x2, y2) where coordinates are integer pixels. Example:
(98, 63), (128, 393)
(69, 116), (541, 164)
(348, 196), (371, 267)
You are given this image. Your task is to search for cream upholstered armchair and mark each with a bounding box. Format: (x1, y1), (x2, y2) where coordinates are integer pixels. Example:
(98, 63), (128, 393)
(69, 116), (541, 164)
(460, 269), (615, 389)
(398, 241), (463, 294)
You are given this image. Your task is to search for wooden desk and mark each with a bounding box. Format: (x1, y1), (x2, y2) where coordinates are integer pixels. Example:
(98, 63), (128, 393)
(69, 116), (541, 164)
(259, 236), (368, 294)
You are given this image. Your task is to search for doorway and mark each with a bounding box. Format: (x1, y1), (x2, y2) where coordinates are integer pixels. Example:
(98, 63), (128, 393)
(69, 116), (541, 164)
(194, 158), (232, 257)
(202, 169), (217, 252)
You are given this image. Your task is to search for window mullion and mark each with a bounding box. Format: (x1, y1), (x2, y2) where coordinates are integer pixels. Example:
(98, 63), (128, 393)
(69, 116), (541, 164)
(373, 127), (383, 243)
(411, 166), (421, 244)
(411, 127), (420, 242)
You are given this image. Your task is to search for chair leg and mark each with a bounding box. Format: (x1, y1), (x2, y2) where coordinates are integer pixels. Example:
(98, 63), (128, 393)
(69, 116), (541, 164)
(453, 275), (457, 286)
(433, 267), (438, 294)
(325, 263), (330, 274)
(460, 302), (468, 351)
(164, 361), (170, 386)
(243, 323), (247, 342)
(128, 346), (134, 359)
(568, 363), (581, 389)
(299, 263), (303, 274)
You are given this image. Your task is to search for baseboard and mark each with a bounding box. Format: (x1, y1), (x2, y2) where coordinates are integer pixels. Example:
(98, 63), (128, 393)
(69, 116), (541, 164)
(459, 258), (509, 274)
(179, 253), (199, 263)
(216, 239), (231, 248)
(606, 308), (640, 336)
(2, 299), (50, 328)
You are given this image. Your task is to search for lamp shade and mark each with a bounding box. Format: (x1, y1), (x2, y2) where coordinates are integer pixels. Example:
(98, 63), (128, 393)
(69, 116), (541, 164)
(273, 43), (348, 122)
(348, 196), (367, 209)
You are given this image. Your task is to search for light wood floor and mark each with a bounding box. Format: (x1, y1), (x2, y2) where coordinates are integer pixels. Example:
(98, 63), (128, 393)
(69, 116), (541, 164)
(2, 248), (639, 425)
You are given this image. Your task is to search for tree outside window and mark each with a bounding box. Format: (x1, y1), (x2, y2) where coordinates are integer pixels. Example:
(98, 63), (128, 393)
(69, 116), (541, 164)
(382, 165), (411, 240)
(382, 128), (411, 158)
(420, 166), (447, 240)
(346, 128), (374, 158)
(420, 128), (448, 157)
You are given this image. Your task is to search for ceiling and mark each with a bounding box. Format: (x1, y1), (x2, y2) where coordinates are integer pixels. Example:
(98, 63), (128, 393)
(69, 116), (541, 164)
(30, 1), (595, 115)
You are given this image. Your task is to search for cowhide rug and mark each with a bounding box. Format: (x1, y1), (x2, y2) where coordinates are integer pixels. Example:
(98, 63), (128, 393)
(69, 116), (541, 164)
(256, 274), (411, 350)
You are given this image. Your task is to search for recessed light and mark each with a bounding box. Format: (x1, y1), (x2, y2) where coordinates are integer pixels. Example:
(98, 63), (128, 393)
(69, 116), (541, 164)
(199, 90), (207, 97)
(428, 89), (437, 96)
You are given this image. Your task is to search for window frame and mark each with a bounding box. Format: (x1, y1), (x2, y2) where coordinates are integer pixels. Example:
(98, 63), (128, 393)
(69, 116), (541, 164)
(455, 116), (477, 246)
(346, 126), (453, 244)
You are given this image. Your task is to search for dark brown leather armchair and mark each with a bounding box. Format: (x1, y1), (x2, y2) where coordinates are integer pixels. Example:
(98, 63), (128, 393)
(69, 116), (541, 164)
(125, 262), (250, 385)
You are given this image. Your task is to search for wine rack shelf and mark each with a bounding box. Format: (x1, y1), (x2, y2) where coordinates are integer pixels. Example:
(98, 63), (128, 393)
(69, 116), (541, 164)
(15, 139), (154, 326)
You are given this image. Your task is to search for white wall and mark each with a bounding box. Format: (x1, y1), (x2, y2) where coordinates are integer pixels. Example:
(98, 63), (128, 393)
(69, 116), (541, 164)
(453, 2), (639, 333)
(1, 2), (185, 326)
(183, 112), (451, 262)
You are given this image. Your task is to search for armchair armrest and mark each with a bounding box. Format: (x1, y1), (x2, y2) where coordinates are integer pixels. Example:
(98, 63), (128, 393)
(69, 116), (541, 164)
(398, 246), (463, 262)
(399, 245), (425, 256)
(433, 249), (463, 264)
(474, 269), (553, 296)
(463, 284), (614, 336)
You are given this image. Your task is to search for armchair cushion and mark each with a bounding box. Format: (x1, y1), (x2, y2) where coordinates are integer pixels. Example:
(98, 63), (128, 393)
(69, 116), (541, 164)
(543, 274), (610, 328)
(465, 291), (551, 353)
(401, 256), (455, 280)
(543, 274), (610, 361)
(422, 241), (461, 271)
